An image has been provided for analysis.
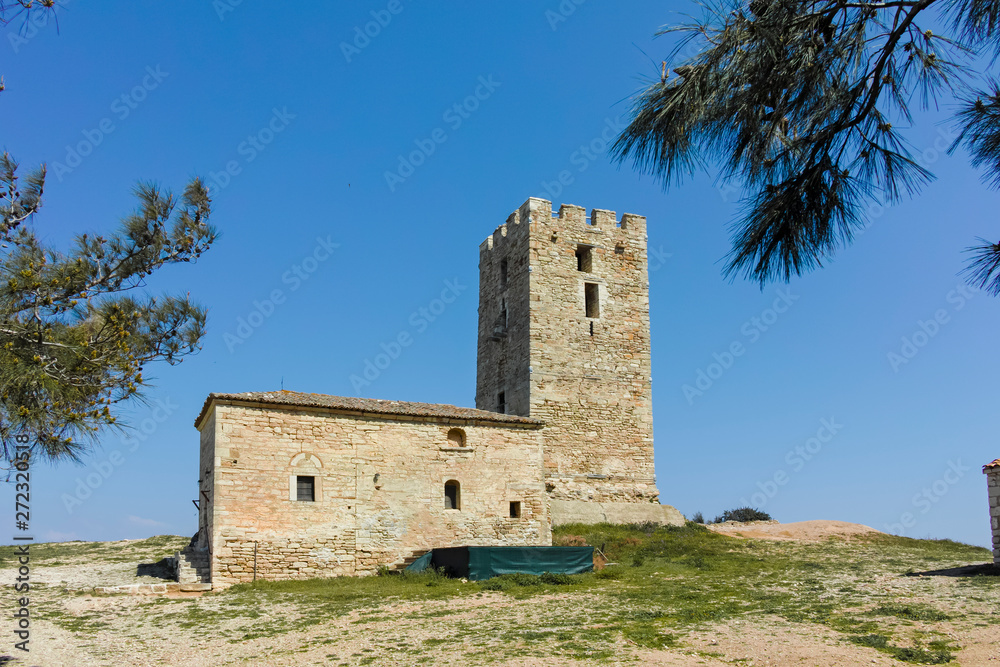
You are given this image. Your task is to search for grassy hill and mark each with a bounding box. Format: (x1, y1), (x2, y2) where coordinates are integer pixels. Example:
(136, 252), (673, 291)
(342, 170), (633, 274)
(2, 523), (997, 665)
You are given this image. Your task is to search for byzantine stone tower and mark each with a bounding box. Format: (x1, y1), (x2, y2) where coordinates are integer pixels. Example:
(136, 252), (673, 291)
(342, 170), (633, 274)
(476, 197), (662, 518)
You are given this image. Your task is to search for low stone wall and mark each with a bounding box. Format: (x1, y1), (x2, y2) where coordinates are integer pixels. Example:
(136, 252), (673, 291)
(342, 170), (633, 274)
(550, 500), (684, 526)
(94, 582), (212, 595)
(93, 584), (174, 595)
(216, 535), (361, 583)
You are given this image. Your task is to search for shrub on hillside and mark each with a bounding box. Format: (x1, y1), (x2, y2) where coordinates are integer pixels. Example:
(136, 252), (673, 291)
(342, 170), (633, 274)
(479, 571), (577, 591)
(710, 507), (773, 524)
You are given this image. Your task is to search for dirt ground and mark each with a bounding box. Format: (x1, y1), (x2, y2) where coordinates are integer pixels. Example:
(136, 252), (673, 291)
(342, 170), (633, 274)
(706, 519), (884, 542)
(3, 525), (998, 666)
(18, 592), (999, 667)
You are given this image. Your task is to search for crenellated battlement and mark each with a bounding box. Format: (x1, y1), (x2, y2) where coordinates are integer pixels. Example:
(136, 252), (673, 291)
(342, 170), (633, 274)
(480, 198), (646, 255)
(479, 201), (531, 255)
(531, 197), (647, 233)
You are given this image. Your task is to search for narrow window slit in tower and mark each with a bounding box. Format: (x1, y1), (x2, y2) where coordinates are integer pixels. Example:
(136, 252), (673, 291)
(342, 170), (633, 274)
(500, 258), (508, 287)
(444, 480), (461, 510)
(590, 321), (594, 336)
(576, 245), (593, 272)
(497, 391), (506, 414)
(585, 283), (599, 318)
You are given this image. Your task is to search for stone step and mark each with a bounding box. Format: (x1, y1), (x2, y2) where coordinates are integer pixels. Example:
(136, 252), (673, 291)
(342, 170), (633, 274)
(394, 550), (430, 570)
(178, 566), (210, 578)
(174, 545), (212, 585)
(178, 564), (210, 574)
(94, 582), (212, 595)
(177, 563), (212, 572)
(177, 551), (209, 563)
(178, 583), (212, 592)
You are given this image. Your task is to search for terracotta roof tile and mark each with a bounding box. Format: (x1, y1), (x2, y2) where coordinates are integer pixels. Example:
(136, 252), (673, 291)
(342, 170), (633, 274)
(984, 458), (1000, 472)
(194, 390), (543, 428)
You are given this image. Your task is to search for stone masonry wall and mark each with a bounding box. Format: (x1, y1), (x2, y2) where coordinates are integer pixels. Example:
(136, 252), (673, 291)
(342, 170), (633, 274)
(477, 198), (658, 504)
(196, 411), (215, 551)
(199, 402), (548, 586)
(476, 208), (532, 418)
(988, 469), (1000, 564)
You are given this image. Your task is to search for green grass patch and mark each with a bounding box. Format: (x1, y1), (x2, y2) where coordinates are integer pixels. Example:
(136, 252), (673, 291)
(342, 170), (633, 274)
(848, 633), (954, 663)
(869, 603), (950, 622)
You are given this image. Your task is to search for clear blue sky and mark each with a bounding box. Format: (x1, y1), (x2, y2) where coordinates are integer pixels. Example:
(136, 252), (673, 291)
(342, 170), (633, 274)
(3, 1), (997, 549)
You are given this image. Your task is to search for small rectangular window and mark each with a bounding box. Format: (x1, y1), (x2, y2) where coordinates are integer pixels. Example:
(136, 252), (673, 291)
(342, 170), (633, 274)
(296, 475), (315, 502)
(500, 258), (508, 287)
(585, 283), (599, 318)
(576, 245), (592, 272)
(497, 391), (506, 414)
(445, 481), (460, 510)
(509, 501), (521, 518)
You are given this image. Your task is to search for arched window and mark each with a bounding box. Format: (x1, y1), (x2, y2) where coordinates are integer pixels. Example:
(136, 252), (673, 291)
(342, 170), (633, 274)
(444, 480), (461, 510)
(447, 428), (466, 448)
(289, 453), (322, 502)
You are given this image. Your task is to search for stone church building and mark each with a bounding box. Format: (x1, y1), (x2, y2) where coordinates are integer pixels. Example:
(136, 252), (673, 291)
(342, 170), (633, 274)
(185, 197), (682, 588)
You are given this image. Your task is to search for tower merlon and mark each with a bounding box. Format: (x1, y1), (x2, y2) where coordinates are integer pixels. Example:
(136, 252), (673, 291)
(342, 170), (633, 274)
(590, 208), (616, 228)
(620, 212), (647, 234)
(519, 198), (646, 236)
(480, 208), (533, 258)
(493, 223), (508, 249)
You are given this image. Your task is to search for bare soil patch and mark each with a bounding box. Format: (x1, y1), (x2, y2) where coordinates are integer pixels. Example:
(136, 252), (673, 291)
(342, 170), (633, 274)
(707, 519), (884, 542)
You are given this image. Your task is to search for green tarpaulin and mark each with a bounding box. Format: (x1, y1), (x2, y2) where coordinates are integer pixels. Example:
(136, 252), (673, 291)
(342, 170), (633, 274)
(405, 546), (593, 580)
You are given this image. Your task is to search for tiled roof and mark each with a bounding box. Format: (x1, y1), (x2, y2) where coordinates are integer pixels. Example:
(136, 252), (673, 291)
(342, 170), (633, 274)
(194, 390), (543, 428)
(984, 458), (1000, 472)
